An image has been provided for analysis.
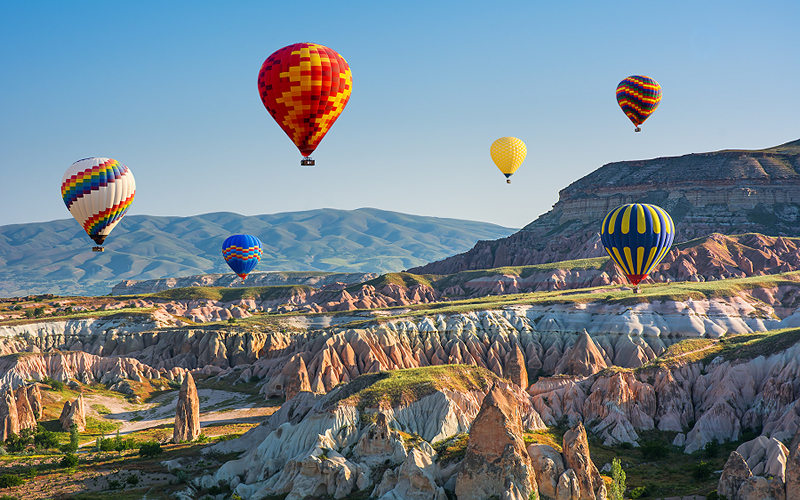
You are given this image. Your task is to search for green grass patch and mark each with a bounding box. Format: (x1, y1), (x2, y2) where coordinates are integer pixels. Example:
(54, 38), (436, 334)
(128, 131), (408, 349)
(433, 433), (470, 465)
(352, 272), (437, 291)
(326, 365), (496, 415)
(84, 416), (121, 436)
(0, 309), (156, 327)
(91, 404), (112, 415)
(524, 426), (567, 452)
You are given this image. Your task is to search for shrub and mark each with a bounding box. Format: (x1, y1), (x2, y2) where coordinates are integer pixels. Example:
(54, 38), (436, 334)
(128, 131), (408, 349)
(704, 440), (720, 458)
(691, 461), (713, 481)
(227, 317), (236, 324)
(107, 479), (122, 489)
(174, 470), (189, 483)
(640, 440), (669, 460)
(196, 433), (210, 443)
(707, 491), (729, 500)
(0, 474), (23, 487)
(33, 307), (45, 317)
(42, 377), (64, 391)
(139, 441), (162, 458)
(34, 427), (59, 449)
(60, 453), (79, 468)
(125, 474), (139, 486)
(619, 441), (633, 450)
(630, 485), (650, 498)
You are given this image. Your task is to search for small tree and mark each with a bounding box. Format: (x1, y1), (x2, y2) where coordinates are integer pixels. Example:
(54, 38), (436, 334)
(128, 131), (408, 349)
(608, 458), (627, 500)
(139, 441), (162, 458)
(61, 424), (79, 453)
(60, 453), (79, 468)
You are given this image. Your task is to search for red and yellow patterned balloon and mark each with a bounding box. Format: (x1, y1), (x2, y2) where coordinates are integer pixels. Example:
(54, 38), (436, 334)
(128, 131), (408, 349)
(257, 43), (352, 159)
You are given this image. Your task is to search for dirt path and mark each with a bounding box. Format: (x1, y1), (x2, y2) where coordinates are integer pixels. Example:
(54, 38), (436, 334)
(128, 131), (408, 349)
(82, 389), (278, 437)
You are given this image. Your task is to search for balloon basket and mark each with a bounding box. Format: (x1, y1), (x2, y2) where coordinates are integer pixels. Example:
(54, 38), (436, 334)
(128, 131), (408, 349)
(633, 286), (641, 294)
(634, 127), (641, 132)
(300, 157), (315, 166)
(506, 179), (511, 184)
(92, 246), (105, 252)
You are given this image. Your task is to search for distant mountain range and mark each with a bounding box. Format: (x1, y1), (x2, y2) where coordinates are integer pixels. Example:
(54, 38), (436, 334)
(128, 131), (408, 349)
(0, 208), (515, 296)
(411, 139), (800, 274)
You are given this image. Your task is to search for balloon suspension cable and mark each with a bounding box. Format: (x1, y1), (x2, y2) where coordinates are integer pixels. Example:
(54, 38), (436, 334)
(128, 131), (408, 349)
(634, 126), (641, 132)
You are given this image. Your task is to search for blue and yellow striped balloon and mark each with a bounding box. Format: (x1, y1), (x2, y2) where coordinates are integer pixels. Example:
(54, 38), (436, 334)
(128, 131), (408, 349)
(600, 203), (674, 286)
(222, 234), (263, 281)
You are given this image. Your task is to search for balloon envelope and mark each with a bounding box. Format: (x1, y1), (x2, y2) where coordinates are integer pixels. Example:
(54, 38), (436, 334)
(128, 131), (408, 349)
(61, 157), (136, 246)
(616, 76), (662, 130)
(600, 203), (674, 286)
(490, 137), (527, 180)
(257, 43), (352, 158)
(222, 234), (263, 280)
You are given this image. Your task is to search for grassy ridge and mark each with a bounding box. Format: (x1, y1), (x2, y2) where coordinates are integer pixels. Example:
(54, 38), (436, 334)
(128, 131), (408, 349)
(150, 285), (314, 302)
(325, 365), (496, 413)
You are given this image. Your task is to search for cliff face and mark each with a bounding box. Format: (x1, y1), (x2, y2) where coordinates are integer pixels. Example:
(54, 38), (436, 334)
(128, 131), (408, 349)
(411, 140), (800, 275)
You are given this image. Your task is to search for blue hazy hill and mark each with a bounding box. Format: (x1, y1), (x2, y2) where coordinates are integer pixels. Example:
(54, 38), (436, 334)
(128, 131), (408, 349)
(0, 208), (516, 296)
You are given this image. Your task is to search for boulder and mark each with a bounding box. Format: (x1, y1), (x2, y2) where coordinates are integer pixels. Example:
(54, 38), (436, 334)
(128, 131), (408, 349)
(736, 475), (785, 500)
(562, 422), (606, 500)
(0, 389), (19, 441)
(14, 386), (36, 430)
(528, 443), (565, 498)
(556, 469), (581, 500)
(26, 384), (42, 420)
(59, 394), (86, 432)
(173, 373), (200, 443)
(454, 383), (537, 500)
(718, 451), (752, 500)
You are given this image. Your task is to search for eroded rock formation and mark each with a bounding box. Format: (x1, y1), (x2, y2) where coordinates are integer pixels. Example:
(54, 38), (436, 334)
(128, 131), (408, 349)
(173, 373), (200, 443)
(0, 389), (19, 441)
(454, 382), (537, 500)
(59, 394), (86, 432)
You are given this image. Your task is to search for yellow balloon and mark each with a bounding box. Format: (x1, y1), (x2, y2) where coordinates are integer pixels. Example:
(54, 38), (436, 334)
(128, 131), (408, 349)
(490, 137), (527, 183)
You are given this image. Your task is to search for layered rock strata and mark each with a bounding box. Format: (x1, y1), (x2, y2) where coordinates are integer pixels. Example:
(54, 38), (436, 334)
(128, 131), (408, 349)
(411, 140), (800, 275)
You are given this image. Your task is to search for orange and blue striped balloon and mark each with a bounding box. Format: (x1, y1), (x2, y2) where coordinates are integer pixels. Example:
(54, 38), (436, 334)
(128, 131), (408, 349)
(616, 76), (661, 132)
(222, 234), (263, 281)
(600, 203), (674, 286)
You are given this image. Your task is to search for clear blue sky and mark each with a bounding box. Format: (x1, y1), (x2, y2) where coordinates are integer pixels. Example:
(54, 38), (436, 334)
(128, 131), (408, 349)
(1, 0), (798, 230)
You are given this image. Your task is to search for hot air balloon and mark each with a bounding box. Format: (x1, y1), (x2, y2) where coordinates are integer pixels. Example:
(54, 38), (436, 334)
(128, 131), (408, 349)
(490, 137), (527, 183)
(61, 157), (136, 252)
(222, 235), (263, 282)
(600, 203), (674, 291)
(616, 76), (662, 132)
(257, 43), (352, 166)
